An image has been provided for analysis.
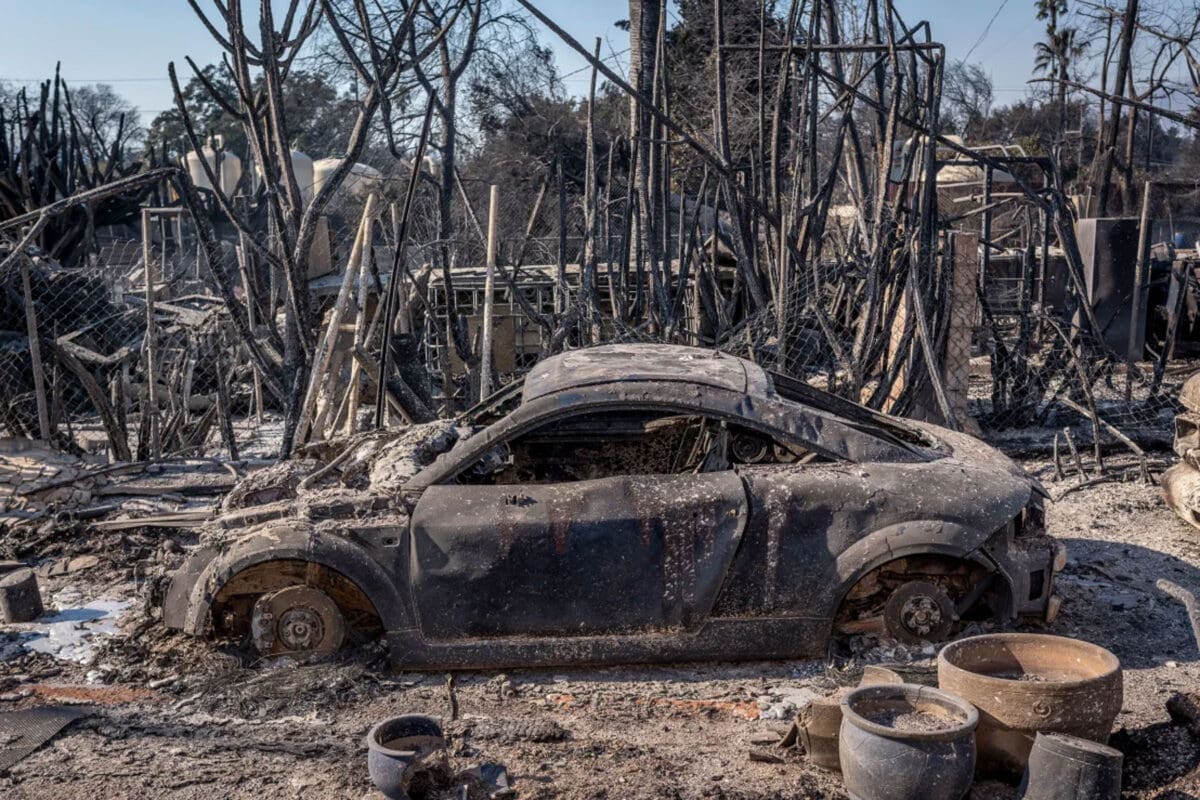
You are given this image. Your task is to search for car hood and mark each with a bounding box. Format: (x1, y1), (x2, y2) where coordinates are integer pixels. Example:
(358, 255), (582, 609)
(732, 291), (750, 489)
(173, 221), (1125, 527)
(912, 420), (1029, 478)
(903, 419), (1039, 511)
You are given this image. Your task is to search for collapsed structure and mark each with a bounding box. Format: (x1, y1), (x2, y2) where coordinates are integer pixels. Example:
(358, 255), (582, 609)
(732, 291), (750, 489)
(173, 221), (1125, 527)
(0, 2), (1195, 470)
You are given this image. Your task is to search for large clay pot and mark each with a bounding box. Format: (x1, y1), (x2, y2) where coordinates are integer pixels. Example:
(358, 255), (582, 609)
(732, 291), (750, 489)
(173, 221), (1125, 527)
(938, 633), (1122, 781)
(839, 683), (979, 800)
(365, 714), (446, 800)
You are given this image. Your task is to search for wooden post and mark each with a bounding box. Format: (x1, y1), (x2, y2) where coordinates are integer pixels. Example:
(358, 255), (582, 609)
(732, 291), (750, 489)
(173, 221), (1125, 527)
(945, 232), (981, 434)
(180, 355), (196, 425)
(1128, 181), (1153, 365)
(236, 238), (264, 425)
(980, 164), (993, 293)
(294, 193), (377, 448)
(1037, 171), (1051, 341)
(392, 203), (411, 336)
(479, 185), (500, 401)
(313, 347), (348, 438)
(213, 341), (238, 460)
(344, 208), (376, 435)
(142, 208), (161, 459)
(18, 256), (51, 442)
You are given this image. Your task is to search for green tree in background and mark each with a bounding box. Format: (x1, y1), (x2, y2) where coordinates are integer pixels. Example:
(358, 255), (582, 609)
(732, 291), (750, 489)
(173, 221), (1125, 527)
(1033, 0), (1084, 131)
(146, 65), (357, 162)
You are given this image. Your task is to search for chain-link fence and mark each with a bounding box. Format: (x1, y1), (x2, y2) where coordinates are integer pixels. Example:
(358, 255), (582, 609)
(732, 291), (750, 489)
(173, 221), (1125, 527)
(1, 214), (245, 460)
(1, 157), (1190, 464)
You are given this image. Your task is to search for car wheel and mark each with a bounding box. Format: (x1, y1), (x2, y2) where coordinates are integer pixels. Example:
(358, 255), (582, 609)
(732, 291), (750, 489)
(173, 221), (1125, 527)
(883, 580), (957, 644)
(250, 585), (347, 657)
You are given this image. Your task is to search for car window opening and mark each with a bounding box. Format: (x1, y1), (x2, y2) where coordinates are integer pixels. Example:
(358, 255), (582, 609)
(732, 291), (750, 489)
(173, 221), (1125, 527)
(767, 371), (935, 450)
(457, 410), (831, 485)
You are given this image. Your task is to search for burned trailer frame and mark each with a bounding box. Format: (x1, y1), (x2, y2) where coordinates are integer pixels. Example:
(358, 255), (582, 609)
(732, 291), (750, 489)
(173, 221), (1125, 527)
(162, 344), (1061, 669)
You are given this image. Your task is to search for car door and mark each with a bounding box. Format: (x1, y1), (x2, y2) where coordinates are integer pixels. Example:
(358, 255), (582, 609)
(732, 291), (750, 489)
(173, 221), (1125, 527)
(714, 465), (866, 617)
(407, 410), (749, 641)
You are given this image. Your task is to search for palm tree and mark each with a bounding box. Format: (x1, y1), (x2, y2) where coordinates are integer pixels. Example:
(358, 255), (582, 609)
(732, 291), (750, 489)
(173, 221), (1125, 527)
(1033, 0), (1084, 130)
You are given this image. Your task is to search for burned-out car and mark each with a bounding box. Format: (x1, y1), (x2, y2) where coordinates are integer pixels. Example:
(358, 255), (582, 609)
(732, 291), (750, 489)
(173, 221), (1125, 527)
(162, 344), (1063, 668)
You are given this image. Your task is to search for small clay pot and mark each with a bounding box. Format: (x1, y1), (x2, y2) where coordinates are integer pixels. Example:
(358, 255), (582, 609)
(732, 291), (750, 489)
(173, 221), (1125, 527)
(839, 683), (979, 800)
(1018, 732), (1123, 800)
(365, 714), (446, 800)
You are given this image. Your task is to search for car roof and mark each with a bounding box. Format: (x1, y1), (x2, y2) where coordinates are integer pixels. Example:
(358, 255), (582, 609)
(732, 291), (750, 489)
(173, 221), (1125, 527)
(521, 344), (774, 403)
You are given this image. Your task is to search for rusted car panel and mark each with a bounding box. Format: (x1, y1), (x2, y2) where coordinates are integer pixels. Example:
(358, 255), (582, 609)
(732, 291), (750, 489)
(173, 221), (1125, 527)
(162, 343), (1061, 669)
(712, 436), (1033, 622)
(410, 472), (746, 639)
(520, 344), (771, 402)
(386, 616), (832, 669)
(162, 521), (415, 636)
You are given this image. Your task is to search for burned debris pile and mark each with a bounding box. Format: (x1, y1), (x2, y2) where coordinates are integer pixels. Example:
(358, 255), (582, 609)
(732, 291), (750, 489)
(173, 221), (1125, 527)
(0, 6), (1191, 474)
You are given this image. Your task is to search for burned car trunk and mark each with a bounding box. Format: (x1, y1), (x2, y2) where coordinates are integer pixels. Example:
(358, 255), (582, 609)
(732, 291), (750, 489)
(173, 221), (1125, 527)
(161, 344), (1063, 669)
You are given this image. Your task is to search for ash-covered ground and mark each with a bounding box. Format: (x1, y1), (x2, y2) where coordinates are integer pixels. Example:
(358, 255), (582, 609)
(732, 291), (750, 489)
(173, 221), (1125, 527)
(0, 454), (1198, 800)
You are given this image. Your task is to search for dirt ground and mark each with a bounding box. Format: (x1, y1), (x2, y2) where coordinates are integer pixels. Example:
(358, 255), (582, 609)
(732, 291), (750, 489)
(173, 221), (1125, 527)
(1, 454), (1199, 800)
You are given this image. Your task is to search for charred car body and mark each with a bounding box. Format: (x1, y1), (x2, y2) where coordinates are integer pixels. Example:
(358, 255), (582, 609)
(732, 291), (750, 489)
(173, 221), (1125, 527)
(162, 344), (1063, 668)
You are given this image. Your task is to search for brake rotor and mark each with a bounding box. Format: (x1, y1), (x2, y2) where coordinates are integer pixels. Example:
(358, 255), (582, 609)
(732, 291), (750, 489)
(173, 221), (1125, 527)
(251, 585), (346, 656)
(883, 581), (956, 644)
(731, 432), (770, 463)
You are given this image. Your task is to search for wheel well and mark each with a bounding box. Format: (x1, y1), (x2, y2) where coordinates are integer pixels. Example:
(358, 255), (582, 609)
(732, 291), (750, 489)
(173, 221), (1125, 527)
(834, 554), (1005, 634)
(210, 559), (384, 640)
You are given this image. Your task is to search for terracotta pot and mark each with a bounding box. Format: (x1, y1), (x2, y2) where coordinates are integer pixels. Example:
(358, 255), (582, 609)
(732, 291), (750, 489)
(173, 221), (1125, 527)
(937, 633), (1122, 781)
(797, 695), (845, 771)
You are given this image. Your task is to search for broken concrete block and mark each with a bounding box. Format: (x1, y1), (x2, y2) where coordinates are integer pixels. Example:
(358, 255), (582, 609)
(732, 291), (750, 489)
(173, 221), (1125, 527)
(758, 687), (822, 720)
(0, 568), (44, 623)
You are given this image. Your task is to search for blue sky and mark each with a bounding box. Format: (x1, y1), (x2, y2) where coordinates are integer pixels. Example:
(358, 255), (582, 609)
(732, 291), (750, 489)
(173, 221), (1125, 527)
(0, 1), (1044, 122)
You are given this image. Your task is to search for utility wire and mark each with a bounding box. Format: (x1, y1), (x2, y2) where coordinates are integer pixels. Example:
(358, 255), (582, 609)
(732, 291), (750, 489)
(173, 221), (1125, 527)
(0, 76), (170, 83)
(963, 0), (1012, 63)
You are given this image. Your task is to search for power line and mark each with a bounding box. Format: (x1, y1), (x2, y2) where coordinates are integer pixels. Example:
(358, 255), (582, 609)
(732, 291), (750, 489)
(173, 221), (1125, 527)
(1, 43), (634, 115)
(980, 14), (1041, 63)
(963, 0), (1012, 63)
(558, 46), (630, 81)
(0, 76), (170, 83)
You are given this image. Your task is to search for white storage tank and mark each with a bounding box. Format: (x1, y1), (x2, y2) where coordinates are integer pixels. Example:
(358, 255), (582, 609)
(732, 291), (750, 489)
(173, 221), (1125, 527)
(181, 135), (243, 194)
(253, 148), (315, 204)
(312, 157), (384, 200)
(403, 152), (441, 181)
(292, 149), (315, 204)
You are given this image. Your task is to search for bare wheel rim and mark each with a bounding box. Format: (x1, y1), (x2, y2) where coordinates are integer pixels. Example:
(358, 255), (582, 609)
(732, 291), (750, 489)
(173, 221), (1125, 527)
(883, 580), (956, 644)
(251, 585), (347, 656)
